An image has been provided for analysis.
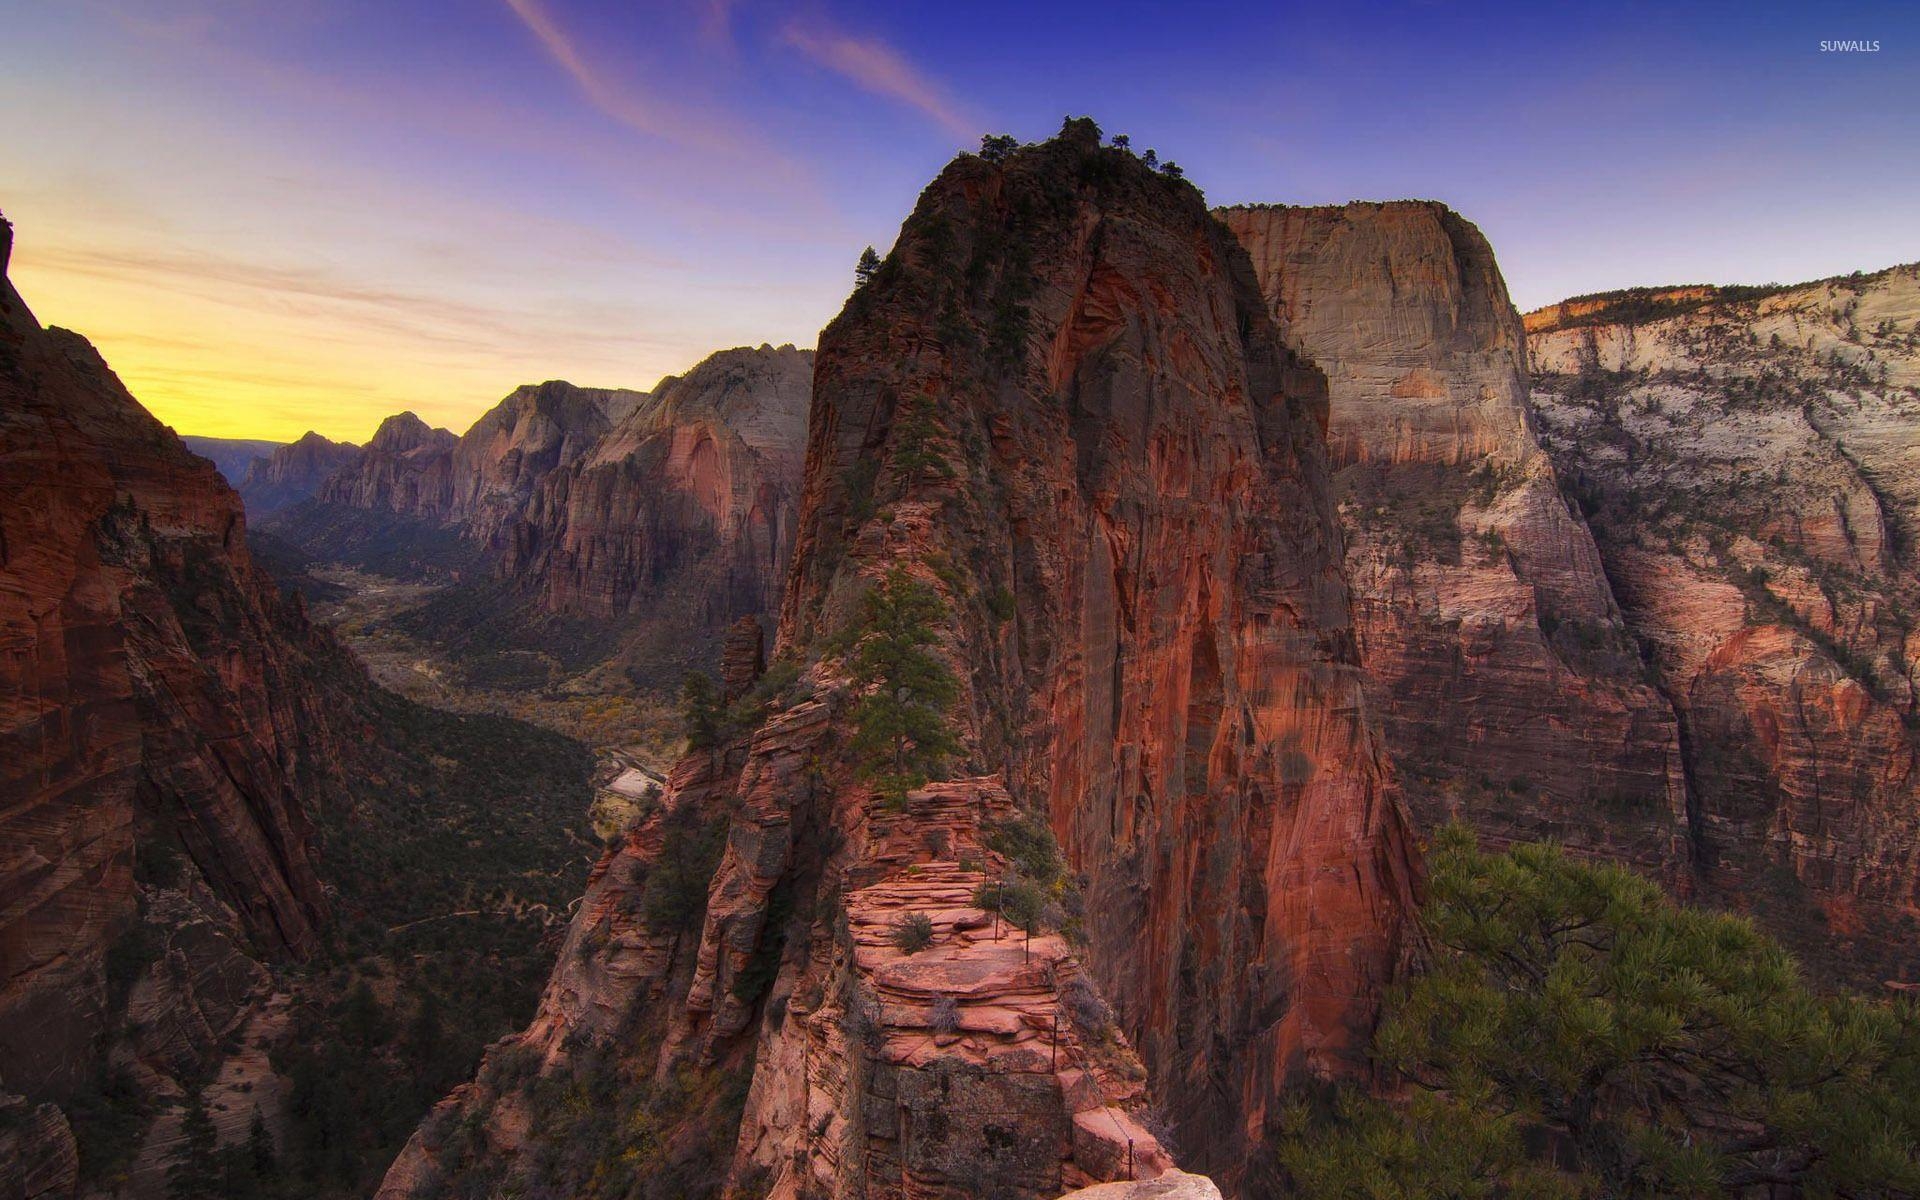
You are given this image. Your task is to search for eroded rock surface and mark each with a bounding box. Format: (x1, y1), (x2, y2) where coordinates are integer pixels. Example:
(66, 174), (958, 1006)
(1526, 264), (1920, 980)
(1, 262), (336, 1104)
(380, 121), (1414, 1200)
(239, 431), (364, 516)
(1220, 202), (1687, 872)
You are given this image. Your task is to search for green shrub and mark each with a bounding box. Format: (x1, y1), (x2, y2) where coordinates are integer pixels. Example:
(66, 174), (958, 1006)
(889, 912), (936, 955)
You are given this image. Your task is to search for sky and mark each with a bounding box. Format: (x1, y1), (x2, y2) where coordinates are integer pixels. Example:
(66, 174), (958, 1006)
(2, 0), (1916, 443)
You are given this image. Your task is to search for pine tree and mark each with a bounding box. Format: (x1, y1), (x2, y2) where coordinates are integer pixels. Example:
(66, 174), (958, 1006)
(889, 396), (952, 490)
(246, 1107), (275, 1177)
(168, 1089), (220, 1200)
(978, 133), (1018, 163)
(680, 671), (724, 749)
(855, 245), (882, 288)
(1274, 825), (1920, 1197)
(848, 566), (960, 805)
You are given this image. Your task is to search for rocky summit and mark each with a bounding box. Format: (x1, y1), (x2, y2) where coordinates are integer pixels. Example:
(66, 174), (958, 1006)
(376, 118), (1416, 1200)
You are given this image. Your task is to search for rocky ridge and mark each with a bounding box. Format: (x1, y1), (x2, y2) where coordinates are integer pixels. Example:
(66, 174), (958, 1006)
(238, 431), (364, 516)
(1, 251), (340, 1177)
(377, 123), (1415, 1200)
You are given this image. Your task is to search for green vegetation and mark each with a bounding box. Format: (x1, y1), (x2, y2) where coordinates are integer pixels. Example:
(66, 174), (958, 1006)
(1536, 283), (1794, 333)
(1273, 827), (1920, 1198)
(263, 689), (593, 1199)
(639, 806), (727, 933)
(855, 245), (881, 287)
(847, 566), (960, 805)
(978, 133), (1019, 163)
(890, 395), (957, 489)
(890, 912), (936, 954)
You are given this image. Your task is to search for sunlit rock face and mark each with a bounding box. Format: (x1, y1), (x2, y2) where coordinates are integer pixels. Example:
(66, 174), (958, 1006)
(1, 260), (335, 1103)
(1525, 264), (1920, 983)
(497, 347), (813, 671)
(1220, 201), (1690, 874)
(378, 123), (1416, 1200)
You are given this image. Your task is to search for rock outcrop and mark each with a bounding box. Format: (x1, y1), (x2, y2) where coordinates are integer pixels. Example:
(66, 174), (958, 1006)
(312, 411), (460, 518)
(0, 257), (344, 1107)
(380, 121), (1414, 1200)
(1219, 203), (1688, 872)
(484, 346), (812, 678)
(238, 431), (364, 516)
(0, 1094), (78, 1200)
(1525, 263), (1920, 982)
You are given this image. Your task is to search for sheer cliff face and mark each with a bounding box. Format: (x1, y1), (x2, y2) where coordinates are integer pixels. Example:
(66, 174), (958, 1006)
(505, 347), (813, 630)
(317, 410), (460, 516)
(381, 125), (1413, 1200)
(239, 431), (364, 516)
(0, 268), (332, 1102)
(1219, 203), (1689, 872)
(1526, 264), (1920, 981)
(451, 381), (638, 544)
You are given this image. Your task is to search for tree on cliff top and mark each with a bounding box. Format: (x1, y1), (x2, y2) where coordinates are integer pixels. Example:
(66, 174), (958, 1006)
(855, 245), (881, 288)
(848, 565), (959, 805)
(1274, 826), (1920, 1198)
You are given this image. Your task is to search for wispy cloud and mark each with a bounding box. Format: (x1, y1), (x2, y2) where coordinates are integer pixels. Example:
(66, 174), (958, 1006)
(501, 0), (735, 150)
(780, 20), (976, 141)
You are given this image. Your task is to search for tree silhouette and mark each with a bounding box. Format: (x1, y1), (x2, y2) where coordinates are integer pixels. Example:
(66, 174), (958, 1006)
(167, 1089), (220, 1199)
(979, 134), (1018, 163)
(855, 245), (882, 288)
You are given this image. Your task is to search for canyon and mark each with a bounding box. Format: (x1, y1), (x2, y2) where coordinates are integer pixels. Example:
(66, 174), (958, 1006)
(5, 125), (1920, 1200)
(262, 348), (812, 688)
(0, 236), (594, 1200)
(375, 119), (1417, 1200)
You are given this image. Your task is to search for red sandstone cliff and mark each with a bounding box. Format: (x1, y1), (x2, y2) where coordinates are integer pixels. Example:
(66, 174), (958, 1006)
(0, 260), (337, 1128)
(489, 346), (811, 676)
(379, 121), (1414, 1200)
(268, 359), (807, 679)
(1525, 264), (1920, 983)
(238, 431), (365, 516)
(1218, 203), (1688, 873)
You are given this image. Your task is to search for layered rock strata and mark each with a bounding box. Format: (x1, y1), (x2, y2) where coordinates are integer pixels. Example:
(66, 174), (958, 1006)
(238, 430), (364, 517)
(1, 260), (341, 1106)
(1219, 202), (1688, 873)
(380, 124), (1417, 1199)
(1526, 264), (1920, 981)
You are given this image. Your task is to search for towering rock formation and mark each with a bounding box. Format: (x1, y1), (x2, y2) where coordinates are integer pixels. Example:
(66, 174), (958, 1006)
(0, 248), (335, 1107)
(313, 411), (460, 517)
(494, 346), (812, 678)
(380, 122), (1413, 1200)
(1218, 203), (1688, 872)
(239, 430), (364, 516)
(449, 380), (641, 545)
(1526, 264), (1920, 982)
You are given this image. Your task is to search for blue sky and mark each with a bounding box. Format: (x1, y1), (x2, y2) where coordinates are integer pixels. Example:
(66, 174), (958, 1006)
(2, 0), (1915, 439)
